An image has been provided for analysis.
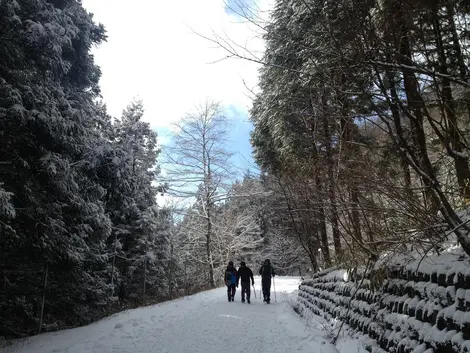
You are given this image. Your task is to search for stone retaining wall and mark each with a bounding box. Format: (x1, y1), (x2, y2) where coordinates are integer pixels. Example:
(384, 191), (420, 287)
(296, 253), (470, 353)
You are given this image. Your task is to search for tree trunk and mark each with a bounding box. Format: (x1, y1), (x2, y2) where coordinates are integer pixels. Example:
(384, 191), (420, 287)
(143, 249), (147, 300)
(318, 206), (331, 267)
(38, 264), (48, 335)
(397, 24), (436, 194)
(350, 186), (363, 244)
(432, 8), (470, 198)
(400, 154), (413, 200)
(111, 231), (117, 287)
(278, 177), (319, 272)
(316, 176), (331, 266)
(339, 94), (363, 245)
(392, 11), (470, 256)
(202, 123), (216, 288)
(446, 3), (470, 120)
(323, 110), (342, 260)
(169, 242), (174, 296)
(306, 233), (319, 272)
(184, 262), (188, 295)
(204, 167), (215, 288)
(206, 210), (215, 288)
(385, 70), (414, 203)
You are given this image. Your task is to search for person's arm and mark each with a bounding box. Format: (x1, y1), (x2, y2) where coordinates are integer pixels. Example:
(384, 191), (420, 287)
(271, 267), (276, 277)
(237, 269), (240, 286)
(259, 266), (263, 275)
(249, 268), (254, 284)
(235, 269), (239, 286)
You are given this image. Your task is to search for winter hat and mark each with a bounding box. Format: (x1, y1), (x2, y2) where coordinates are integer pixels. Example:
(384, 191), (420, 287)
(240, 261), (246, 266)
(228, 261), (234, 266)
(264, 259), (270, 264)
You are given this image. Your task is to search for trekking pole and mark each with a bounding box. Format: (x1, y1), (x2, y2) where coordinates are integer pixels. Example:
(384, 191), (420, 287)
(273, 277), (277, 303)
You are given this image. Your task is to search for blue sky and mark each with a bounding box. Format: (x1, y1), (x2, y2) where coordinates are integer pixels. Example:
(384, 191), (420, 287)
(224, 105), (257, 175)
(155, 105), (258, 179)
(224, 0), (256, 17)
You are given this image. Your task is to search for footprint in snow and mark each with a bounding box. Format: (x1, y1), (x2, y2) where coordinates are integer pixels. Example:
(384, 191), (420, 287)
(114, 323), (124, 329)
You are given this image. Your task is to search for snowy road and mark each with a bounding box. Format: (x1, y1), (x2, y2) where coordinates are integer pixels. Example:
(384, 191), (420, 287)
(4, 277), (336, 353)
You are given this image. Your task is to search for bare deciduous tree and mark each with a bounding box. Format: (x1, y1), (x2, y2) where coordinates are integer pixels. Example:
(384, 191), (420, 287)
(164, 100), (233, 287)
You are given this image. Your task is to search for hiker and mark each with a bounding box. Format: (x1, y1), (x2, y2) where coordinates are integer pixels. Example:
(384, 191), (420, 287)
(224, 261), (238, 302)
(237, 261), (254, 304)
(259, 259), (275, 304)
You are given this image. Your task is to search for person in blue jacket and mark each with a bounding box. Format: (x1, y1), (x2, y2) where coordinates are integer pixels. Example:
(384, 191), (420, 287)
(224, 261), (238, 302)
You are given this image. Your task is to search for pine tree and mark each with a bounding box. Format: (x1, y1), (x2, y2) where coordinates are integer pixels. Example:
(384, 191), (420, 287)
(98, 100), (163, 301)
(0, 0), (113, 336)
(248, 0), (470, 265)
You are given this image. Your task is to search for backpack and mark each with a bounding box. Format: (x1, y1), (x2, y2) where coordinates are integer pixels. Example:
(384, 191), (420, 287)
(225, 269), (233, 282)
(261, 264), (272, 277)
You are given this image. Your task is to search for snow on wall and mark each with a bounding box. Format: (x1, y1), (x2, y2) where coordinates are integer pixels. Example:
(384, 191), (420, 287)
(296, 251), (470, 353)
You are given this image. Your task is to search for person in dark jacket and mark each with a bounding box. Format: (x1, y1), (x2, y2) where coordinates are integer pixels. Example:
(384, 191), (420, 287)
(259, 259), (275, 303)
(237, 261), (254, 304)
(224, 261), (238, 302)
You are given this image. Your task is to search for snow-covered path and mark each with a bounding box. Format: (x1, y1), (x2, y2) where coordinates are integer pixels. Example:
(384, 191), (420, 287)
(5, 277), (334, 353)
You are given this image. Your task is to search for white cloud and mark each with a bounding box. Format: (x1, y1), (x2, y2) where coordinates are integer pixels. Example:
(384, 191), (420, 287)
(82, 0), (273, 128)
(156, 192), (195, 209)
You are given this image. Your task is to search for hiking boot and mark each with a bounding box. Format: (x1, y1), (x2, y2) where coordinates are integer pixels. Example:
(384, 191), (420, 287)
(242, 299), (245, 303)
(231, 296), (235, 301)
(228, 297), (231, 302)
(247, 299), (251, 304)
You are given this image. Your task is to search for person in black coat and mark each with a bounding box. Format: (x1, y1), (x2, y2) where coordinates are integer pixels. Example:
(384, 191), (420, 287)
(237, 261), (254, 303)
(259, 259), (275, 303)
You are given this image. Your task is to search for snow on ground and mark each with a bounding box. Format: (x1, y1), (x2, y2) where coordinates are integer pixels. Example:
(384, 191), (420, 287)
(2, 277), (339, 353)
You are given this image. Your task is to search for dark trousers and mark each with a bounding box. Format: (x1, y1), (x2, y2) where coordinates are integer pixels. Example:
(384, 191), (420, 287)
(241, 281), (251, 301)
(227, 284), (236, 299)
(261, 277), (271, 300)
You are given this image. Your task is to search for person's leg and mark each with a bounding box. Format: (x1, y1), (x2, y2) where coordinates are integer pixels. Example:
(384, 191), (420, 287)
(230, 284), (236, 300)
(246, 283), (251, 303)
(227, 285), (231, 301)
(262, 278), (269, 301)
(266, 281), (272, 303)
(241, 283), (246, 302)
